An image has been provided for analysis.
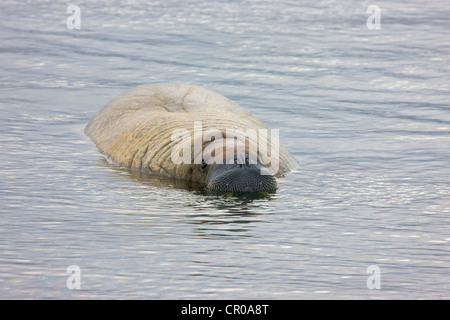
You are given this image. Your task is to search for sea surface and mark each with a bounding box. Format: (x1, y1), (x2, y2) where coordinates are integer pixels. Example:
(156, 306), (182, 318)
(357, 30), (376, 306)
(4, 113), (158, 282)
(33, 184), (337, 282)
(0, 0), (449, 299)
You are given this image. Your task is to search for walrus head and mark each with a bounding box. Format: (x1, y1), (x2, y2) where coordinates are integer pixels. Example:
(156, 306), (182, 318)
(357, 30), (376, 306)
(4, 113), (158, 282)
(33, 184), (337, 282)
(203, 142), (277, 193)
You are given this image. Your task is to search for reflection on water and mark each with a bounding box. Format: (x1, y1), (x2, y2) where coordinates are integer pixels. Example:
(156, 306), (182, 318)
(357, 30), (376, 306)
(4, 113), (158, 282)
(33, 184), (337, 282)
(104, 157), (276, 207)
(102, 158), (275, 239)
(104, 158), (207, 193)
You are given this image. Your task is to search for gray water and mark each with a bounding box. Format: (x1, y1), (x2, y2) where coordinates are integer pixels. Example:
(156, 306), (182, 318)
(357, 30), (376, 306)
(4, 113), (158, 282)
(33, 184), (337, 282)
(1, 0), (449, 299)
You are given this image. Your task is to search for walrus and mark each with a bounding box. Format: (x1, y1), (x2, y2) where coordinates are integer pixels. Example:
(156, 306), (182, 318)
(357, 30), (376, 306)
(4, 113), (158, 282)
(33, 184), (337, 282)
(85, 83), (298, 192)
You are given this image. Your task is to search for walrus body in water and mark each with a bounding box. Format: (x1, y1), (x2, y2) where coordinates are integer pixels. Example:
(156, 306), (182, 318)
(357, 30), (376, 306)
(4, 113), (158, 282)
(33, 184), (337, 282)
(85, 83), (298, 192)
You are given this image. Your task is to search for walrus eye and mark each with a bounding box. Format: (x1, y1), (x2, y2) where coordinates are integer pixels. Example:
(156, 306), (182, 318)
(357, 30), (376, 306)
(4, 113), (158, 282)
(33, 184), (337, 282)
(200, 159), (207, 172)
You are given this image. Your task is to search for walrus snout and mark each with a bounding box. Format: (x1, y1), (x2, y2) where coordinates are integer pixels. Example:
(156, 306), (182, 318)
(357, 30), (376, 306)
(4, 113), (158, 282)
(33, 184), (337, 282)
(206, 164), (278, 193)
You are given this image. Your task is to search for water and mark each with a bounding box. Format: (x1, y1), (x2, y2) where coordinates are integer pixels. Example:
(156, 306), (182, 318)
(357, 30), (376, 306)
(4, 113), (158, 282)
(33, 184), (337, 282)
(0, 0), (449, 299)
